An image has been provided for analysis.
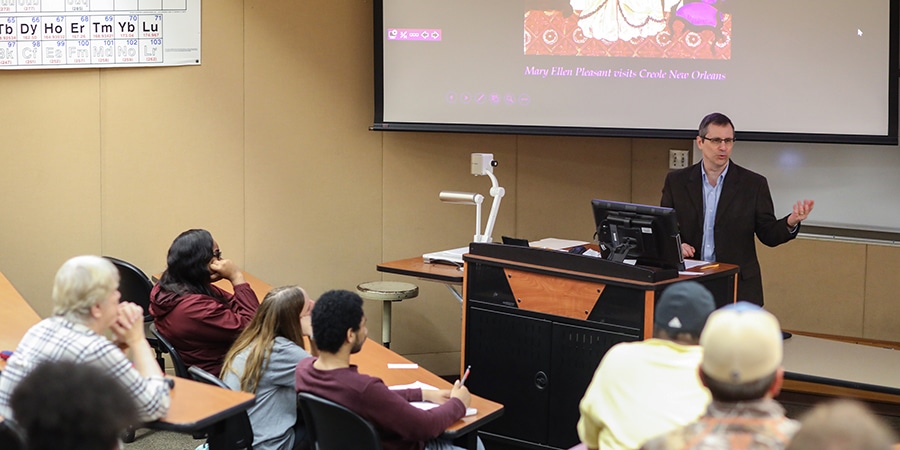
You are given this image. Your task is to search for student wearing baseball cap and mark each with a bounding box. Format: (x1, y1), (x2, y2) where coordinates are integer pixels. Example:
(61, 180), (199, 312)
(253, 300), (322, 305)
(642, 302), (800, 450)
(576, 281), (716, 450)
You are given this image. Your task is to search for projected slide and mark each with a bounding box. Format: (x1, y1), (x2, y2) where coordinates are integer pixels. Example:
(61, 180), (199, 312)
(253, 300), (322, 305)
(378, 0), (894, 141)
(524, 0), (731, 59)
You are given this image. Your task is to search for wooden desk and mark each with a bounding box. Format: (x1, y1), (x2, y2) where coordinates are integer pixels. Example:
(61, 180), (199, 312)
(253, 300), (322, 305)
(0, 272), (42, 372)
(213, 271), (273, 294)
(780, 334), (900, 403)
(155, 377), (255, 432)
(350, 337), (504, 440)
(377, 257), (464, 284)
(377, 256), (465, 305)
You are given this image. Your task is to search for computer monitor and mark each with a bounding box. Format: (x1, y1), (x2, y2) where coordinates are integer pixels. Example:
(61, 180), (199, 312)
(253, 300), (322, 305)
(591, 199), (685, 271)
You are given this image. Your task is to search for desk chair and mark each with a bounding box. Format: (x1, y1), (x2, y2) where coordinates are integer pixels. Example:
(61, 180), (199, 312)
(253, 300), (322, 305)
(126, 324), (189, 442)
(0, 419), (25, 450)
(149, 323), (189, 378)
(188, 366), (254, 450)
(103, 257), (162, 444)
(296, 392), (382, 450)
(356, 281), (418, 349)
(103, 256), (164, 370)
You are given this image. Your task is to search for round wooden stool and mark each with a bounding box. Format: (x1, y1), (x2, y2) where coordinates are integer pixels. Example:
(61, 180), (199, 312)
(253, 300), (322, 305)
(356, 281), (419, 349)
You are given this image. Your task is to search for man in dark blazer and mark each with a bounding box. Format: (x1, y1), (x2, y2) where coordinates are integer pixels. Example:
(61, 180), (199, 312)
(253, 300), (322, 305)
(661, 112), (814, 306)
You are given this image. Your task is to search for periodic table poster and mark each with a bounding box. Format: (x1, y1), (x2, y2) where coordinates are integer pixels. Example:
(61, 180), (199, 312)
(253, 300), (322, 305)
(0, 0), (200, 69)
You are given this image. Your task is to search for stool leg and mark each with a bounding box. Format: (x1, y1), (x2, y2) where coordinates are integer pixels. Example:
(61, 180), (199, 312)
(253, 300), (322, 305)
(382, 301), (392, 349)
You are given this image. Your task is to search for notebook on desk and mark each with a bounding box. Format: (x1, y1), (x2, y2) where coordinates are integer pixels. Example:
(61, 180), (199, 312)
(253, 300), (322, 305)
(529, 238), (589, 249)
(421, 238), (590, 265)
(422, 246), (469, 265)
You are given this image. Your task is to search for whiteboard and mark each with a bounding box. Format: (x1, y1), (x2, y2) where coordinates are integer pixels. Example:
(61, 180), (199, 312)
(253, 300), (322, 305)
(693, 141), (900, 233)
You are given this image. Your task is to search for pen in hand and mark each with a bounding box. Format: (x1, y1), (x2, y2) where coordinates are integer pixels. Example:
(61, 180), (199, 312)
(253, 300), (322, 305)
(460, 365), (471, 386)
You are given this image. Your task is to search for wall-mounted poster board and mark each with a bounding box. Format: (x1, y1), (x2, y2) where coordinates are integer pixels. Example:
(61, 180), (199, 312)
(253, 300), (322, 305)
(0, 0), (200, 69)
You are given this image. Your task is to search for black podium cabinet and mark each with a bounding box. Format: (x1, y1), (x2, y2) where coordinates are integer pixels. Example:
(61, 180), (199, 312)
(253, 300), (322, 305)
(461, 244), (737, 449)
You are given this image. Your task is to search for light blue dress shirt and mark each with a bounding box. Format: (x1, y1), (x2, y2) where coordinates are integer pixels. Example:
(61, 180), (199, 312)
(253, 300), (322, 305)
(701, 163), (728, 262)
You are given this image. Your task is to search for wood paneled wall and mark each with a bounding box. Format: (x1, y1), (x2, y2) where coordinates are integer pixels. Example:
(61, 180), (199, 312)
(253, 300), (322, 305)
(0, 0), (896, 375)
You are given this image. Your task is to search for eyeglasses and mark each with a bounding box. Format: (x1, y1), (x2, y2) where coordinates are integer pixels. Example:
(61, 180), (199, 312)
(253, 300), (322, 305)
(213, 249), (222, 259)
(700, 136), (736, 145)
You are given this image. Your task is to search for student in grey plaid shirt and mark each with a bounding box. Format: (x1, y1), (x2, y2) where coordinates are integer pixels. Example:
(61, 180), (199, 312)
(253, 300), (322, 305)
(0, 255), (170, 422)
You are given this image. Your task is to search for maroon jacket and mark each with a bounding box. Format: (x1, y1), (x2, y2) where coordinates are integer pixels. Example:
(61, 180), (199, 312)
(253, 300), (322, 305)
(295, 357), (465, 450)
(149, 282), (259, 376)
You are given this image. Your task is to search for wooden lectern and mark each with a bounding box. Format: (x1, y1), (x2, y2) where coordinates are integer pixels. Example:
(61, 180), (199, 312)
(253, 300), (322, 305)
(460, 243), (737, 449)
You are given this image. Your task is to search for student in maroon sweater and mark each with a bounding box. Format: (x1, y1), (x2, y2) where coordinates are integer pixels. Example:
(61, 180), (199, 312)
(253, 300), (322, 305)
(295, 290), (474, 450)
(150, 229), (259, 376)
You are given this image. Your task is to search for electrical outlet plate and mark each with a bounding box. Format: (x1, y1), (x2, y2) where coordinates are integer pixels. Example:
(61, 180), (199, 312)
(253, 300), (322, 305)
(669, 149), (690, 169)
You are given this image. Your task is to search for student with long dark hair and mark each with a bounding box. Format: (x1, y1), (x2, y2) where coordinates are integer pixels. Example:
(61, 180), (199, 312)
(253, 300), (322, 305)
(221, 285), (316, 450)
(150, 229), (259, 375)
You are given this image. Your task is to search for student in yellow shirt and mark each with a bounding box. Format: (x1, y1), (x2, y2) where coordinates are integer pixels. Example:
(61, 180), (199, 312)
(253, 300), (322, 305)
(576, 281), (716, 450)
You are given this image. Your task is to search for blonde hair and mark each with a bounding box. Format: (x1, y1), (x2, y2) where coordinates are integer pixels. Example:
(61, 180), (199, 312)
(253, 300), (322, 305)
(786, 399), (896, 450)
(52, 255), (119, 323)
(221, 285), (307, 393)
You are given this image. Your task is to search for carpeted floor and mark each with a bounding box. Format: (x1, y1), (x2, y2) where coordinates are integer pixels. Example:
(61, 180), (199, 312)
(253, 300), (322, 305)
(124, 426), (205, 450)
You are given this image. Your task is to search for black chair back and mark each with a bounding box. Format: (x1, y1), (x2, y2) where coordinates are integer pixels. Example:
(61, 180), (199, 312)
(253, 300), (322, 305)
(103, 256), (166, 374)
(103, 256), (154, 322)
(296, 392), (382, 450)
(0, 419), (25, 450)
(187, 365), (228, 388)
(188, 366), (254, 450)
(149, 323), (189, 378)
